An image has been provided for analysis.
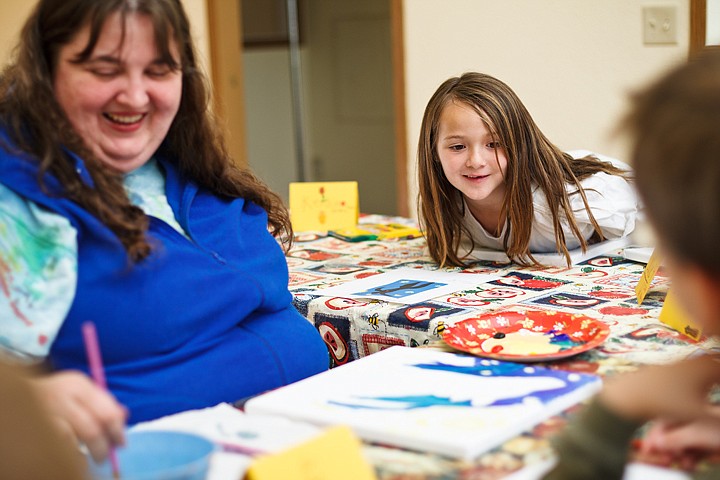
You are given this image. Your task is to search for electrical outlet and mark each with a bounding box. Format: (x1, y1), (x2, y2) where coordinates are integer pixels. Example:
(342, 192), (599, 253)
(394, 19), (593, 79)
(643, 6), (678, 45)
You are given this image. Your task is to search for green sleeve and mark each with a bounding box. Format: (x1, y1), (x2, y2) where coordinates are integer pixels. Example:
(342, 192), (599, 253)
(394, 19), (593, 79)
(542, 397), (643, 480)
(696, 465), (720, 480)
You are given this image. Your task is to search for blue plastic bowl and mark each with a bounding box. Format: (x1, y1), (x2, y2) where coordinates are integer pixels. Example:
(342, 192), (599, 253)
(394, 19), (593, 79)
(88, 430), (216, 480)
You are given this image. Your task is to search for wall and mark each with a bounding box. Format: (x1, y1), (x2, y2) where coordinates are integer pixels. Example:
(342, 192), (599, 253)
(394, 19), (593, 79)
(182, 0), (211, 75)
(302, 0), (396, 215)
(401, 0), (690, 217)
(0, 0), (210, 81)
(709, 0), (720, 44)
(0, 0), (35, 66)
(243, 0), (397, 214)
(243, 48), (298, 200)
(2, 0), (693, 220)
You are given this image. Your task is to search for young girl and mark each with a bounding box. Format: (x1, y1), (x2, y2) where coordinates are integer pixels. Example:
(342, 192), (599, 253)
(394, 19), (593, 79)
(417, 72), (638, 267)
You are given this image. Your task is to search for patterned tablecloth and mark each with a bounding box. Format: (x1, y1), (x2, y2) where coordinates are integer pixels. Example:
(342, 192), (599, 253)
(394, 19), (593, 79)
(287, 214), (719, 479)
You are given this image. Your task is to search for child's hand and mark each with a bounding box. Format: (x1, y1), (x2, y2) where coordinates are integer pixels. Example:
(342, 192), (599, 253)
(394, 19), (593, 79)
(599, 355), (720, 423)
(30, 370), (128, 462)
(639, 408), (720, 470)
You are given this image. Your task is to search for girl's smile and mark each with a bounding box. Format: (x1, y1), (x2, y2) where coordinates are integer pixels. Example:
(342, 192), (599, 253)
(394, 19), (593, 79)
(436, 100), (508, 233)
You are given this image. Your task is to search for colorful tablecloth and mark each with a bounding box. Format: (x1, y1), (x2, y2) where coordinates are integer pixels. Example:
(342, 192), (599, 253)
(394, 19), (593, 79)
(287, 214), (718, 479)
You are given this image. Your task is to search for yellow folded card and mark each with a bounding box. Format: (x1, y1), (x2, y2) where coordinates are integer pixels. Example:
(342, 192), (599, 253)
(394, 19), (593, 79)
(246, 425), (377, 480)
(634, 249), (702, 340)
(289, 181), (359, 233)
(635, 249), (662, 305)
(659, 291), (702, 341)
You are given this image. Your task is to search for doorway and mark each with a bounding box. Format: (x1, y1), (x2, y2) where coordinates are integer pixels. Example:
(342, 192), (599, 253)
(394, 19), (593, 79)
(239, 0), (402, 216)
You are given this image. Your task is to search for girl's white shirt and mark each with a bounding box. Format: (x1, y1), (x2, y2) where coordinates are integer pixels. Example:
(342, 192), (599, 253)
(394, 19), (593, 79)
(460, 150), (639, 258)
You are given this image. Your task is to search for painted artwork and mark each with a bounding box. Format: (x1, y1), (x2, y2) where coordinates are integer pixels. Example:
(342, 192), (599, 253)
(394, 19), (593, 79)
(311, 268), (498, 304)
(491, 272), (571, 291)
(529, 292), (608, 310)
(354, 279), (446, 299)
(132, 403), (323, 458)
(244, 346), (601, 460)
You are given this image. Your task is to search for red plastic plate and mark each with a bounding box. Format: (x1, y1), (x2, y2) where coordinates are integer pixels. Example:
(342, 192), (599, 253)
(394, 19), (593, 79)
(443, 309), (610, 362)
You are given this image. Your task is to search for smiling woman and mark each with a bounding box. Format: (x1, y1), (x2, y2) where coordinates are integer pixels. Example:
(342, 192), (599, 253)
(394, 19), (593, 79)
(0, 0), (328, 464)
(53, 12), (182, 173)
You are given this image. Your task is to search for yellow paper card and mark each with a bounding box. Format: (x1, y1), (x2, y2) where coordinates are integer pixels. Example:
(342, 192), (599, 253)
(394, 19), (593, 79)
(289, 182), (359, 232)
(659, 290), (702, 341)
(635, 249), (662, 305)
(246, 425), (377, 480)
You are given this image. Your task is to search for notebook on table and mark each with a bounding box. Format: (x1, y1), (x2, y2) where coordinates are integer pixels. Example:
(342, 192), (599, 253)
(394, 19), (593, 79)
(244, 346), (601, 460)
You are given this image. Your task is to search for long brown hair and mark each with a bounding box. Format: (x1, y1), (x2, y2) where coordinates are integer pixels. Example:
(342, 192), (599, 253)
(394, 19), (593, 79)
(0, 0), (292, 262)
(417, 72), (626, 267)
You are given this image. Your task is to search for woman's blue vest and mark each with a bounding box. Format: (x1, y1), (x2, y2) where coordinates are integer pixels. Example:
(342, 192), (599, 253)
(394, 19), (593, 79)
(0, 132), (328, 423)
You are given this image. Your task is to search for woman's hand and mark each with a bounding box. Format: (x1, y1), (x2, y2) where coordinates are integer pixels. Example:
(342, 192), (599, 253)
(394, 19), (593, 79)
(30, 370), (128, 462)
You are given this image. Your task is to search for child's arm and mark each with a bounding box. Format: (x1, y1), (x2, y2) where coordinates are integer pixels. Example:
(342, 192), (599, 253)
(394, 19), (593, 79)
(640, 408), (720, 470)
(544, 355), (720, 480)
(543, 396), (641, 480)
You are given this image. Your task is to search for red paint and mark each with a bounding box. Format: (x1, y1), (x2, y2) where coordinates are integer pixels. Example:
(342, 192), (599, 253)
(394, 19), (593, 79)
(599, 305), (648, 316)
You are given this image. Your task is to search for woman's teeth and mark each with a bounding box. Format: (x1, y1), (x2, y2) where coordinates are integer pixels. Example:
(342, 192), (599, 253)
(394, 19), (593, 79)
(104, 113), (143, 124)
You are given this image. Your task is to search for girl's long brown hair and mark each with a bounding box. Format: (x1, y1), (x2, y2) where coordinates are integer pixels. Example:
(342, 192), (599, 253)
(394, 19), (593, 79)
(417, 72), (627, 267)
(0, 0), (292, 262)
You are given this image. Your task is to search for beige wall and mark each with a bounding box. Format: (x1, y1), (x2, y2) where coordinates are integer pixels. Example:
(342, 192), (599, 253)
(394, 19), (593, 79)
(2, 0), (692, 220)
(0, 0), (35, 66)
(0, 0), (210, 76)
(182, 0), (211, 75)
(402, 0), (689, 217)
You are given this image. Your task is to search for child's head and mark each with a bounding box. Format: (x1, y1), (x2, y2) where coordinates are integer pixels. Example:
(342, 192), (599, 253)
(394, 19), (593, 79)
(417, 72), (614, 267)
(417, 72), (557, 208)
(626, 52), (720, 335)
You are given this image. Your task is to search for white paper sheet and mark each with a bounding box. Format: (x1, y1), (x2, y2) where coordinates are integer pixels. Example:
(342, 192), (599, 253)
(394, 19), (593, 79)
(467, 236), (633, 267)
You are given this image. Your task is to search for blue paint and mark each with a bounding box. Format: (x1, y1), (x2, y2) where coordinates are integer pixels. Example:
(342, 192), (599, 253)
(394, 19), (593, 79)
(354, 279), (447, 299)
(329, 394), (472, 410)
(413, 360), (597, 407)
(326, 360), (598, 411)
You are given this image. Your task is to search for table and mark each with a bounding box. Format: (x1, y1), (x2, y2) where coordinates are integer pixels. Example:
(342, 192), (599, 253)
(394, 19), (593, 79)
(287, 214), (718, 479)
